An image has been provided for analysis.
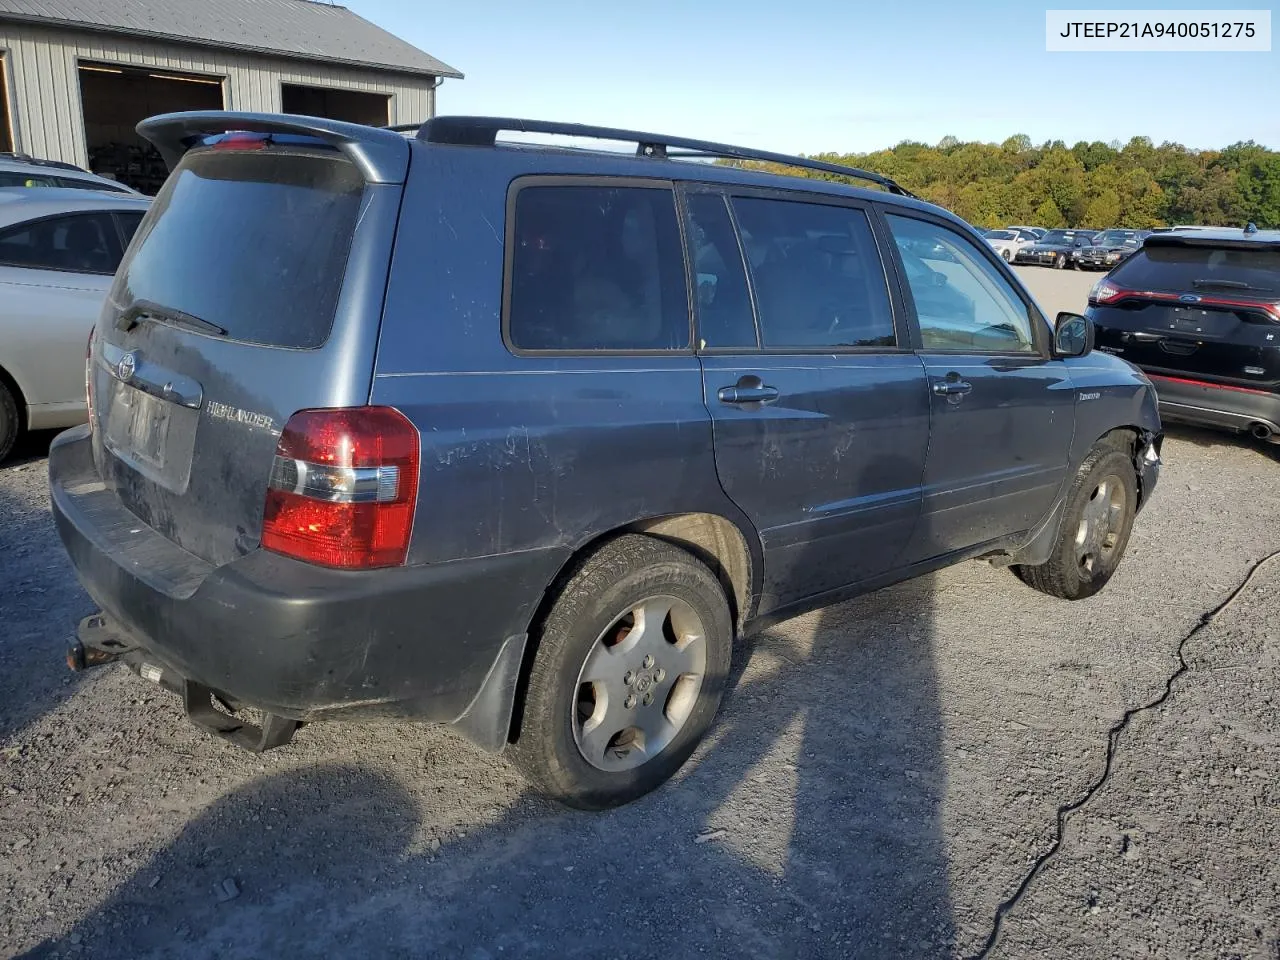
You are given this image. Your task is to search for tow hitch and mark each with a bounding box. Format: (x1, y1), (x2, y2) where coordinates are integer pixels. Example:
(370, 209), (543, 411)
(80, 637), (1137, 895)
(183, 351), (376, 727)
(66, 614), (131, 671)
(66, 612), (300, 753)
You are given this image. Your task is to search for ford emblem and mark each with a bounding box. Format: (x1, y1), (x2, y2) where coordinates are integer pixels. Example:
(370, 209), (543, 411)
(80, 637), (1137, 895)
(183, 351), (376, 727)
(1179, 294), (1201, 303)
(116, 352), (138, 382)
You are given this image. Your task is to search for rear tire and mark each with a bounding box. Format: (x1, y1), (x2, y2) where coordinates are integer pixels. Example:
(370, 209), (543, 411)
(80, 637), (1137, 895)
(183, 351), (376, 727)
(0, 381), (20, 464)
(510, 534), (733, 809)
(1012, 445), (1138, 600)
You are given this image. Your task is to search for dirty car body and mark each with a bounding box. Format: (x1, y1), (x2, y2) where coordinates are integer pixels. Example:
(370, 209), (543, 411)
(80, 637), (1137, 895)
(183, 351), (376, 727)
(49, 112), (1162, 797)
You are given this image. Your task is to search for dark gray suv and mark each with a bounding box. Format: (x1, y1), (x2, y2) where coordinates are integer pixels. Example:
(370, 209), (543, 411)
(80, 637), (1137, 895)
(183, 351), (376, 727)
(49, 113), (1162, 808)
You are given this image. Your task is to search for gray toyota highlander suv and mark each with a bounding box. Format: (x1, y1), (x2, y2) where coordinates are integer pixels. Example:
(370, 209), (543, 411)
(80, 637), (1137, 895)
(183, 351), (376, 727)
(49, 113), (1162, 808)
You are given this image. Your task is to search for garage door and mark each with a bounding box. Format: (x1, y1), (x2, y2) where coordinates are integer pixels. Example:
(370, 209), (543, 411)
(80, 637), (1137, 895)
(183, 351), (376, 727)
(78, 61), (225, 194)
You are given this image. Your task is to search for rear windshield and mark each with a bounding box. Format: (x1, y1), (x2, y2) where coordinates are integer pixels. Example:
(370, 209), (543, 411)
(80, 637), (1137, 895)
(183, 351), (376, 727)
(116, 149), (365, 348)
(1111, 244), (1280, 294)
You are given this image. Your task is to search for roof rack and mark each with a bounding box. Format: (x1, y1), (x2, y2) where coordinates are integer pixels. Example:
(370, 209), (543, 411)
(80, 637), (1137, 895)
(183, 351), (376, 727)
(414, 116), (916, 198)
(0, 152), (90, 173)
(384, 123), (423, 134)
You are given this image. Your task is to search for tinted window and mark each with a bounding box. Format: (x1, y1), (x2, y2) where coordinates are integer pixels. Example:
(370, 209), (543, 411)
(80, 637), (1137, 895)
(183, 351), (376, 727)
(685, 193), (757, 349)
(0, 171), (57, 188)
(116, 211), (144, 248)
(117, 150), (365, 349)
(1111, 244), (1280, 294)
(887, 214), (1037, 354)
(508, 184), (689, 351)
(55, 175), (131, 194)
(731, 197), (895, 348)
(0, 212), (121, 273)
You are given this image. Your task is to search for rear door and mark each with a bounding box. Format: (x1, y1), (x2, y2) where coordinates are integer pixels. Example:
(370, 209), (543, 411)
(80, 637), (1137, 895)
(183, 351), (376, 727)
(0, 211), (121, 407)
(1090, 240), (1280, 387)
(89, 132), (405, 567)
(882, 212), (1073, 561)
(686, 186), (929, 612)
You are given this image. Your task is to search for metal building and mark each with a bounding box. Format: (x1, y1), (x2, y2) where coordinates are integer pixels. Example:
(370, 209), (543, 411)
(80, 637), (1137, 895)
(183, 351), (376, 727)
(0, 0), (460, 192)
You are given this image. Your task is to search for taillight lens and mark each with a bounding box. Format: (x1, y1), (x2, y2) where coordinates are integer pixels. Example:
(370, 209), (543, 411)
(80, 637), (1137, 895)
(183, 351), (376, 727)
(261, 407), (420, 569)
(1091, 280), (1123, 304)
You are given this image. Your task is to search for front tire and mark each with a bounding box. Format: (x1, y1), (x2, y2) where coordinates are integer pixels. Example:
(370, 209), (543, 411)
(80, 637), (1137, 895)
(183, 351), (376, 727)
(510, 534), (733, 809)
(1001, 248), (1012, 262)
(0, 381), (20, 464)
(1054, 253), (1067, 269)
(1012, 445), (1138, 600)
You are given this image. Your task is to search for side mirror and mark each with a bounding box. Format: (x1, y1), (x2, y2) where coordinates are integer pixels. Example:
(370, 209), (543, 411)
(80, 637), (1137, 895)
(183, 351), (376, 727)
(1054, 312), (1094, 357)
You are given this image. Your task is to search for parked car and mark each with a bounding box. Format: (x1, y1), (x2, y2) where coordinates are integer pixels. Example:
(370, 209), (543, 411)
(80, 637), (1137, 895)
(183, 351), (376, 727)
(1014, 229), (1099, 268)
(1073, 229), (1148, 270)
(0, 188), (151, 460)
(0, 153), (141, 195)
(1007, 224), (1047, 239)
(50, 112), (1162, 809)
(984, 227), (1040, 261)
(1088, 225), (1279, 444)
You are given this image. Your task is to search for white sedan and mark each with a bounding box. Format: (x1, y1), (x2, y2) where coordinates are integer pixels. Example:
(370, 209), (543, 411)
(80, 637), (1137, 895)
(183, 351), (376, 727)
(0, 187), (151, 460)
(983, 228), (1040, 262)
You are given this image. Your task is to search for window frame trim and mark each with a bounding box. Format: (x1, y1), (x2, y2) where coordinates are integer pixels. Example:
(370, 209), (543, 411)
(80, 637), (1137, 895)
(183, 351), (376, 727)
(0, 209), (126, 276)
(500, 174), (696, 358)
(686, 182), (912, 356)
(878, 207), (1053, 359)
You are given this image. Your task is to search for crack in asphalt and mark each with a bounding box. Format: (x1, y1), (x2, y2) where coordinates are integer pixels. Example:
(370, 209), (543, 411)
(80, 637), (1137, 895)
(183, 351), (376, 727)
(970, 548), (1280, 960)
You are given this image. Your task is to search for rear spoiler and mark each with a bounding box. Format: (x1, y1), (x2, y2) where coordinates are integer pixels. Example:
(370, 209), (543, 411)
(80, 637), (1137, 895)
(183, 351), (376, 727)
(1145, 232), (1280, 251)
(136, 112), (410, 185)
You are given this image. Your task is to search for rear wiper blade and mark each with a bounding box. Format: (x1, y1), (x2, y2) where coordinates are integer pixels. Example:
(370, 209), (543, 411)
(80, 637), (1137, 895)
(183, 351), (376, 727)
(115, 300), (228, 337)
(1191, 278), (1275, 293)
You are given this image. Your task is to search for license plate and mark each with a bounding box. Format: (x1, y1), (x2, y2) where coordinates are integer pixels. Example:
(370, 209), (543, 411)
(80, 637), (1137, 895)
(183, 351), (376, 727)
(110, 386), (171, 470)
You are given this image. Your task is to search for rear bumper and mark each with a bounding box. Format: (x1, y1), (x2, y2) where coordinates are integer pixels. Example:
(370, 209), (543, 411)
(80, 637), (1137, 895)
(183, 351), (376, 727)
(48, 424), (566, 746)
(1148, 375), (1280, 438)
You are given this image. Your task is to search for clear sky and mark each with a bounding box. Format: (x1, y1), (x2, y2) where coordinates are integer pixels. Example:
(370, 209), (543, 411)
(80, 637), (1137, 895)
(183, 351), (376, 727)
(345, 0), (1279, 154)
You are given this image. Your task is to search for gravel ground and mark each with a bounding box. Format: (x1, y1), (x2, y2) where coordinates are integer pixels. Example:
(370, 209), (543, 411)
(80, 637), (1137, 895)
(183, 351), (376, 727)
(2, 267), (1278, 959)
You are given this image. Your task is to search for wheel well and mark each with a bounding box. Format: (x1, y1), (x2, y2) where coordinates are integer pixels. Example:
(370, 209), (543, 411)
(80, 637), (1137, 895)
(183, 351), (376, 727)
(621, 513), (754, 631)
(1096, 426), (1158, 506)
(506, 513), (756, 745)
(0, 362), (27, 433)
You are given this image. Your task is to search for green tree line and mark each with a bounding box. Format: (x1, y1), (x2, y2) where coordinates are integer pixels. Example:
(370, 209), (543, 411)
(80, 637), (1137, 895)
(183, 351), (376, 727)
(724, 135), (1280, 230)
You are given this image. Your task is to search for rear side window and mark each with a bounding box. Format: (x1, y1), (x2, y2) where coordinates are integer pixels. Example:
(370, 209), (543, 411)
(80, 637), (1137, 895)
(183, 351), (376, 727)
(507, 183), (689, 352)
(56, 175), (131, 194)
(1111, 244), (1280, 294)
(0, 212), (122, 274)
(730, 197), (895, 349)
(685, 193), (757, 350)
(116, 150), (365, 349)
(0, 171), (57, 188)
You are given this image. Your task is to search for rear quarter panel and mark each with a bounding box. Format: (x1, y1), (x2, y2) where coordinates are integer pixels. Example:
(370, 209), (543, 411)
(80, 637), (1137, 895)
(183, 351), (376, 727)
(371, 144), (760, 573)
(0, 266), (109, 416)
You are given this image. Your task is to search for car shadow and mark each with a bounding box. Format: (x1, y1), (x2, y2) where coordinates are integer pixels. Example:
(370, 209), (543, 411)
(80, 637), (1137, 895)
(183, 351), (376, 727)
(0, 431), (98, 742)
(1160, 422), (1280, 461)
(15, 465), (955, 959)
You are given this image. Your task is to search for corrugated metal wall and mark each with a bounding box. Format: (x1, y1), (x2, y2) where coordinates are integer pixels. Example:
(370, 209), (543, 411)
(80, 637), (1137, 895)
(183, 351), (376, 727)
(0, 21), (436, 165)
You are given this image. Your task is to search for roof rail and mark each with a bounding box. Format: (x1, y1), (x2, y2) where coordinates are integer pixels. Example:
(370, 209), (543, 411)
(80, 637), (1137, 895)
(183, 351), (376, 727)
(415, 116), (916, 198)
(136, 111), (410, 184)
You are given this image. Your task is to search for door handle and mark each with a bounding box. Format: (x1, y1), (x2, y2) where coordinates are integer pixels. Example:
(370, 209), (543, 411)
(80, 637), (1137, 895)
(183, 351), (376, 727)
(932, 379), (973, 397)
(718, 384), (779, 404)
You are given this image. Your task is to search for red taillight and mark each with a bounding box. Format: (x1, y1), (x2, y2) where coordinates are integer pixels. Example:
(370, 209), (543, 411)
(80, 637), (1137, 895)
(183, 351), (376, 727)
(261, 407), (420, 570)
(212, 132), (269, 151)
(1090, 282), (1280, 321)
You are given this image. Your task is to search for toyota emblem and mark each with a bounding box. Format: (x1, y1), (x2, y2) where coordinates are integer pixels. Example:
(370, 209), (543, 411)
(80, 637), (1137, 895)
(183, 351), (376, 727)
(116, 352), (138, 382)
